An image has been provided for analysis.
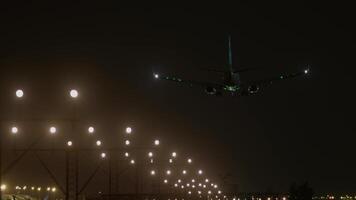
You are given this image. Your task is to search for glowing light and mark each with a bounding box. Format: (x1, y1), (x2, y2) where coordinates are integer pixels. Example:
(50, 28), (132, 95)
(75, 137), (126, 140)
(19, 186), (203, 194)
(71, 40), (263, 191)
(101, 152), (106, 158)
(304, 69), (309, 74)
(67, 141), (73, 146)
(125, 127), (132, 134)
(166, 170), (171, 175)
(37, 187), (41, 191)
(174, 184), (178, 187)
(88, 126), (95, 134)
(125, 140), (130, 146)
(96, 140), (102, 146)
(130, 159), (135, 164)
(187, 158), (192, 163)
(205, 178), (209, 183)
(154, 139), (160, 146)
(177, 179), (181, 183)
(198, 191), (202, 195)
(182, 170), (187, 174)
(1, 184), (7, 191)
(150, 170), (156, 175)
(125, 152), (129, 157)
(199, 183), (202, 187)
(191, 179), (195, 183)
(192, 185), (196, 188)
(188, 191), (192, 195)
(16, 89), (24, 98)
(164, 179), (168, 184)
(203, 185), (206, 188)
(181, 185), (185, 189)
(198, 169), (203, 175)
(70, 89), (79, 98)
(154, 73), (159, 79)
(49, 126), (57, 134)
(51, 187), (56, 192)
(214, 184), (218, 189)
(208, 190), (212, 194)
(23, 186), (27, 190)
(31, 187), (35, 190)
(218, 190), (222, 194)
(172, 152), (177, 158)
(148, 152), (153, 157)
(11, 126), (18, 134)
(47, 187), (51, 191)
(169, 158), (173, 163)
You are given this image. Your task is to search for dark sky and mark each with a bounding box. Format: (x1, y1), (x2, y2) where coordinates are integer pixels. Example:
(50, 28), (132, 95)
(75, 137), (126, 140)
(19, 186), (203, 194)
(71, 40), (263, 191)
(1, 1), (355, 195)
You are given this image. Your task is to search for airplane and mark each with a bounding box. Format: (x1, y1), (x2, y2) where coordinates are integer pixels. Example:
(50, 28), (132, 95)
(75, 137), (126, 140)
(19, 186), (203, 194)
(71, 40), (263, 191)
(153, 36), (310, 96)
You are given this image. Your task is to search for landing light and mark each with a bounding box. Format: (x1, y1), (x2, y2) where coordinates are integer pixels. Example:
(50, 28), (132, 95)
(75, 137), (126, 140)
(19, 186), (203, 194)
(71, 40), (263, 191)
(154, 73), (159, 79)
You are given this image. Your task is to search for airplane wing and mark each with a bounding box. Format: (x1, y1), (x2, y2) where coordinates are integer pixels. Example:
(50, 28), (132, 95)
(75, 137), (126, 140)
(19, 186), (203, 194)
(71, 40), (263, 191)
(249, 68), (310, 87)
(153, 73), (223, 88)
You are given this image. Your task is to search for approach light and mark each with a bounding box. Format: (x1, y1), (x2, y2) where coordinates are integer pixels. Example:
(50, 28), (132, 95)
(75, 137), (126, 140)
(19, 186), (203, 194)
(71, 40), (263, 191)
(174, 184), (178, 187)
(47, 187), (51, 191)
(208, 190), (212, 194)
(125, 140), (130, 146)
(16, 89), (24, 98)
(96, 140), (102, 146)
(198, 169), (203, 175)
(23, 186), (27, 190)
(166, 170), (171, 175)
(203, 184), (206, 188)
(148, 152), (153, 157)
(31, 187), (35, 190)
(67, 141), (73, 147)
(181, 185), (185, 189)
(37, 187), (41, 191)
(214, 184), (218, 189)
(88, 126), (95, 134)
(205, 178), (209, 183)
(154, 139), (160, 146)
(171, 152), (177, 158)
(125, 127), (132, 134)
(51, 187), (56, 192)
(11, 126), (18, 134)
(101, 152), (106, 159)
(130, 159), (135, 164)
(164, 179), (168, 184)
(124, 152), (129, 157)
(191, 179), (195, 183)
(187, 158), (192, 163)
(154, 73), (159, 79)
(304, 69), (309, 74)
(186, 183), (190, 187)
(198, 191), (202, 195)
(49, 126), (57, 134)
(69, 89), (79, 98)
(150, 170), (156, 175)
(188, 191), (192, 195)
(182, 170), (187, 175)
(169, 158), (173, 163)
(218, 190), (222, 194)
(177, 179), (181, 183)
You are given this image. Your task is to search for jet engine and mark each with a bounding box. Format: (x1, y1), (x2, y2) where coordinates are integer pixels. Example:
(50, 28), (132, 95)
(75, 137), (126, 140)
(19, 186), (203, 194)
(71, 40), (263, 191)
(248, 85), (259, 94)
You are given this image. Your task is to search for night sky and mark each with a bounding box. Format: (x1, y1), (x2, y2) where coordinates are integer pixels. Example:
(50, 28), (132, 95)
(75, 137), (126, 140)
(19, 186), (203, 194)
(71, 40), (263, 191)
(1, 2), (355, 195)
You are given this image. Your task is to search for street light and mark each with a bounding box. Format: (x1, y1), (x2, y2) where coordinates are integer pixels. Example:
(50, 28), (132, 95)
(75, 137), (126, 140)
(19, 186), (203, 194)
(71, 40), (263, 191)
(0, 184), (6, 191)
(67, 141), (73, 147)
(148, 152), (153, 157)
(125, 140), (130, 146)
(49, 126), (57, 134)
(69, 89), (79, 98)
(125, 127), (132, 134)
(88, 126), (95, 134)
(101, 152), (106, 159)
(11, 126), (18, 134)
(16, 89), (24, 98)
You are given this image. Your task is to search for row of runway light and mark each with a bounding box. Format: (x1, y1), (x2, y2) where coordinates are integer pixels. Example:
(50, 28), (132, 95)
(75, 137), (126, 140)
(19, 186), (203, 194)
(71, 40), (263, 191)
(1, 184), (56, 193)
(6, 89), (226, 199)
